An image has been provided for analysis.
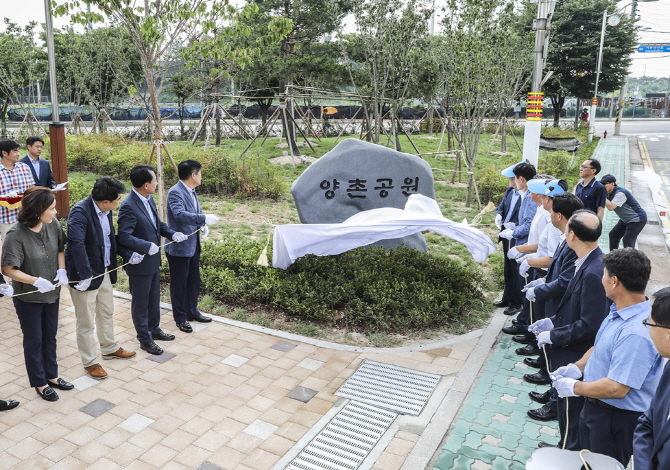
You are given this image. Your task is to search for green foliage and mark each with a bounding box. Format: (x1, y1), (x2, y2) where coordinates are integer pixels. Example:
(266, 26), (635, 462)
(198, 236), (487, 333)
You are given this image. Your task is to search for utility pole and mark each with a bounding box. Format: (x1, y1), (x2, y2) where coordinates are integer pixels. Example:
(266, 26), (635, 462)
(615, 0), (637, 136)
(523, 0), (556, 167)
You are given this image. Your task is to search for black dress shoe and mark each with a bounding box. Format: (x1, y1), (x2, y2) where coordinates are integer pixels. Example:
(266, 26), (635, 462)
(524, 371), (551, 385)
(504, 307), (521, 316)
(524, 357), (543, 368)
(512, 334), (534, 344)
(36, 386), (59, 402)
(502, 324), (527, 335)
(152, 330), (175, 341)
(140, 341), (164, 355)
(516, 344), (541, 356)
(493, 300), (509, 308)
(538, 441), (558, 448)
(0, 399), (19, 411)
(528, 403), (558, 422)
(47, 378), (74, 390)
(188, 313), (212, 323)
(177, 322), (193, 333)
(529, 390), (551, 404)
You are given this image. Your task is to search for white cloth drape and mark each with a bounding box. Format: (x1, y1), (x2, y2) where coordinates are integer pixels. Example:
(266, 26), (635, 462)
(272, 194), (496, 269)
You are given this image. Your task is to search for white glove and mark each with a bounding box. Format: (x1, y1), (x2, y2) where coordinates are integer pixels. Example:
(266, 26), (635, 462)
(129, 252), (145, 264)
(33, 277), (56, 293)
(507, 247), (522, 259)
(53, 269), (69, 287)
(148, 243), (159, 256)
(529, 318), (554, 335)
(74, 277), (92, 292)
(205, 214), (219, 225)
(172, 232), (188, 243)
(553, 377), (578, 398)
(0, 284), (13, 297)
(519, 259), (531, 277)
(201, 226), (209, 237)
(522, 278), (545, 291)
(537, 331), (552, 347)
(516, 254), (530, 264)
(494, 213), (502, 228)
(525, 287), (536, 302)
(503, 222), (516, 230)
(500, 229), (514, 240)
(551, 363), (583, 381)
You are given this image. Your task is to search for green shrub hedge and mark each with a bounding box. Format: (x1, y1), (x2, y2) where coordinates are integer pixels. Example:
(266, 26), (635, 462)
(43, 135), (286, 200)
(185, 236), (487, 333)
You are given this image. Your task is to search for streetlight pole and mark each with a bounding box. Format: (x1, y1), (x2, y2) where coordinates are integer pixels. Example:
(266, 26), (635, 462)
(43, 0), (70, 216)
(588, 10), (609, 143)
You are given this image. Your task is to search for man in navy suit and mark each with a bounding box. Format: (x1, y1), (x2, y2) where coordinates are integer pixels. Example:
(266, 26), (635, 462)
(66, 177), (136, 379)
(20, 137), (55, 189)
(165, 160), (219, 333)
(634, 287), (670, 470)
(530, 210), (610, 450)
(117, 165), (186, 355)
(494, 161), (523, 312)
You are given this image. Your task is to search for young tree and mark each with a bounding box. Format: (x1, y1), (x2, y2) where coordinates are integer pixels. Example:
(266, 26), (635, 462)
(439, 0), (531, 206)
(55, 0), (291, 218)
(0, 19), (46, 137)
(166, 69), (201, 136)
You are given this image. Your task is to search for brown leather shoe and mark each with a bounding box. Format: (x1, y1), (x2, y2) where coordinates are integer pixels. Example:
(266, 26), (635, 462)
(84, 364), (108, 380)
(102, 348), (136, 360)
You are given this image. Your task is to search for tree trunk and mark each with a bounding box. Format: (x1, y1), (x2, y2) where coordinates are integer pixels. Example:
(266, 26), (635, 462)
(179, 98), (185, 136)
(428, 103), (434, 137)
(0, 102), (8, 139)
(574, 98), (580, 130)
(146, 69), (165, 221)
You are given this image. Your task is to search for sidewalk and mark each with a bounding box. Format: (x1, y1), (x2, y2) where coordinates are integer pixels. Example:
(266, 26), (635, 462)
(1, 136), (665, 470)
(428, 136), (668, 470)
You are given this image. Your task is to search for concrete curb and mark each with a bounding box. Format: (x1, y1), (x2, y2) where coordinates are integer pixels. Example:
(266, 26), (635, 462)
(400, 308), (508, 470)
(112, 290), (485, 353)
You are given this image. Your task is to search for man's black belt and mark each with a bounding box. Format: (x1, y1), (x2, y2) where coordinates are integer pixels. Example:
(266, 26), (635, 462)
(586, 397), (621, 411)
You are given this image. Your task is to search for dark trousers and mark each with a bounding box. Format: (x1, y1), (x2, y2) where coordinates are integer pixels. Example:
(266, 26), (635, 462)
(14, 298), (59, 387)
(579, 400), (642, 467)
(609, 219), (647, 250)
(128, 270), (161, 344)
(502, 239), (522, 309)
(167, 245), (201, 324)
(557, 395), (585, 450)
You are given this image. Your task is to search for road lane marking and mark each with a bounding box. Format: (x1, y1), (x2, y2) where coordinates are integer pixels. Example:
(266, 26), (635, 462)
(650, 138), (659, 141)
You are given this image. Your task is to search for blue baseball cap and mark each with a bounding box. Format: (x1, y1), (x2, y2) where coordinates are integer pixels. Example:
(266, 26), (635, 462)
(501, 160), (526, 178)
(527, 178), (566, 197)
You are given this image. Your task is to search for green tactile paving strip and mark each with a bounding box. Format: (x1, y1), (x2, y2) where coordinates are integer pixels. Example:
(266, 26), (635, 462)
(593, 137), (626, 254)
(433, 334), (559, 470)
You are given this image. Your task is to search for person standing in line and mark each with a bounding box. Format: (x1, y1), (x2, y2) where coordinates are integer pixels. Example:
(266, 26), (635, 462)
(165, 160), (219, 333)
(494, 161), (523, 312)
(633, 287), (670, 470)
(1, 187), (73, 402)
(575, 158), (607, 220)
(20, 137), (56, 189)
(66, 177), (136, 380)
(117, 165), (186, 356)
(0, 140), (34, 243)
(552, 248), (662, 467)
(600, 174), (647, 250)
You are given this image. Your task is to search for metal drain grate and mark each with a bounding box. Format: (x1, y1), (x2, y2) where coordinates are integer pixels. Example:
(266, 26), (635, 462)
(286, 401), (397, 470)
(335, 360), (440, 415)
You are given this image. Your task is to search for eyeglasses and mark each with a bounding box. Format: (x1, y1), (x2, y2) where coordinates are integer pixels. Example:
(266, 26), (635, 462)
(642, 319), (670, 330)
(579, 165), (593, 170)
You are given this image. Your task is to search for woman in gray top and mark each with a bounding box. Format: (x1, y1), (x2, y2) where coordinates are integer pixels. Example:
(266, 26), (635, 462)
(1, 187), (72, 402)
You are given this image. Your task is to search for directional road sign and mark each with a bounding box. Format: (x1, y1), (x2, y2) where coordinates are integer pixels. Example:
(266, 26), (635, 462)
(638, 44), (670, 53)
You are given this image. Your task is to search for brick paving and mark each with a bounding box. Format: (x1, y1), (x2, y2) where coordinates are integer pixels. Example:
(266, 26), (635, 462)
(0, 288), (478, 469)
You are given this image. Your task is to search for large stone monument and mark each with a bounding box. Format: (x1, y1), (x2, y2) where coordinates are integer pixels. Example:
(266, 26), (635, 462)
(291, 139), (436, 250)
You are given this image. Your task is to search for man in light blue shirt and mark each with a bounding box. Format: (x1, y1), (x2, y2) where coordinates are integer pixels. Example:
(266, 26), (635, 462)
(552, 248), (662, 466)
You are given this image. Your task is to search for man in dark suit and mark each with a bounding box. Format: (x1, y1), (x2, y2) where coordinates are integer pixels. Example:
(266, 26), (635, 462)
(530, 210), (610, 450)
(117, 165), (186, 355)
(20, 137), (55, 189)
(66, 177), (136, 379)
(634, 287), (670, 470)
(165, 160), (219, 333)
(494, 161), (523, 312)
